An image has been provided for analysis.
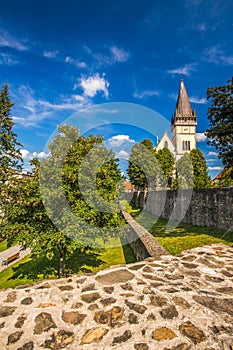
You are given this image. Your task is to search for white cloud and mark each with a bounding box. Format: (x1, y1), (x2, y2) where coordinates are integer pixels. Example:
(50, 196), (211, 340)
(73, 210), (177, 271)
(202, 46), (233, 65)
(11, 85), (91, 127)
(82, 107), (119, 115)
(20, 149), (30, 159)
(109, 46), (130, 62)
(65, 56), (87, 68)
(73, 94), (85, 102)
(208, 166), (223, 171)
(115, 150), (130, 159)
(84, 44), (129, 67)
(202, 46), (223, 64)
(20, 149), (49, 161)
(108, 135), (135, 147)
(189, 96), (207, 104)
(38, 97), (89, 110)
(78, 73), (109, 98)
(43, 50), (59, 58)
(12, 116), (26, 123)
(0, 53), (19, 65)
(196, 133), (207, 142)
(77, 61), (87, 68)
(32, 151), (49, 159)
(0, 30), (27, 51)
(207, 151), (218, 156)
(133, 90), (160, 99)
(194, 22), (206, 31)
(65, 56), (72, 63)
(170, 93), (207, 105)
(168, 63), (196, 76)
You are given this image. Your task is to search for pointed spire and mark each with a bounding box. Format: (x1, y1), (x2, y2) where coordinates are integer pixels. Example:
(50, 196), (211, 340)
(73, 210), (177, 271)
(175, 79), (192, 117)
(193, 106), (196, 118)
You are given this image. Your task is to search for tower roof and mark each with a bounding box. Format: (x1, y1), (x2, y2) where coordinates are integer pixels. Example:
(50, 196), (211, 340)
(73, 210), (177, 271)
(175, 79), (192, 117)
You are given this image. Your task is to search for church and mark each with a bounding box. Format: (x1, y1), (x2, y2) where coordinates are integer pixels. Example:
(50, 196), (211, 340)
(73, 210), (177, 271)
(155, 80), (197, 160)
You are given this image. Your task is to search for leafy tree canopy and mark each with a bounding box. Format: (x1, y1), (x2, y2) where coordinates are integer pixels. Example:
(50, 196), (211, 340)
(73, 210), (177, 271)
(211, 167), (233, 188)
(175, 149), (210, 189)
(206, 78), (233, 174)
(127, 139), (165, 190)
(140, 139), (154, 152)
(2, 124), (125, 277)
(189, 149), (211, 188)
(155, 148), (175, 188)
(175, 153), (194, 189)
(0, 83), (22, 179)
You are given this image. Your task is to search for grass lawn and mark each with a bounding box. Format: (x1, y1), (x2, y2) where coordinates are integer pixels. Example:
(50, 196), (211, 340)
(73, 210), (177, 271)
(129, 207), (233, 255)
(0, 239), (19, 252)
(0, 240), (8, 252)
(0, 236), (136, 290)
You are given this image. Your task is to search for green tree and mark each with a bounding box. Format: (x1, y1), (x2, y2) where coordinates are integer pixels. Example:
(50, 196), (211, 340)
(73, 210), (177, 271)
(127, 139), (164, 190)
(60, 128), (123, 232)
(140, 139), (154, 152)
(0, 83), (23, 234)
(2, 124), (124, 278)
(189, 149), (210, 188)
(1, 158), (74, 278)
(206, 78), (233, 176)
(175, 153), (194, 189)
(211, 167), (233, 188)
(155, 148), (175, 188)
(127, 150), (147, 190)
(0, 83), (22, 179)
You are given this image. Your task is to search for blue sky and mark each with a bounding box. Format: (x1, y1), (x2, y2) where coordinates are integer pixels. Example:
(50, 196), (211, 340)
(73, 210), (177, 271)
(0, 0), (232, 178)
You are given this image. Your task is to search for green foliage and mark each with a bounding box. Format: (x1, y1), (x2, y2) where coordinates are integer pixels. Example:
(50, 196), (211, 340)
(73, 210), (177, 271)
(60, 129), (124, 232)
(127, 140), (210, 190)
(140, 139), (154, 151)
(0, 240), (8, 252)
(175, 153), (194, 188)
(1, 162), (73, 279)
(175, 150), (210, 189)
(127, 139), (165, 190)
(155, 148), (175, 188)
(2, 124), (125, 278)
(189, 149), (211, 188)
(127, 160), (146, 189)
(0, 84), (23, 216)
(206, 78), (233, 173)
(0, 83), (22, 178)
(212, 166), (233, 187)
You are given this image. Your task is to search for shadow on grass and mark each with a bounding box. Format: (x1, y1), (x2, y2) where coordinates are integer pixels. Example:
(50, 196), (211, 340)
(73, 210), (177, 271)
(66, 249), (104, 274)
(9, 247), (104, 282)
(150, 217), (233, 244)
(120, 236), (137, 264)
(131, 206), (233, 242)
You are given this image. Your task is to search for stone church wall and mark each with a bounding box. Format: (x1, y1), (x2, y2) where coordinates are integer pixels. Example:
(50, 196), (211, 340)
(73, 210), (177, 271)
(123, 187), (233, 231)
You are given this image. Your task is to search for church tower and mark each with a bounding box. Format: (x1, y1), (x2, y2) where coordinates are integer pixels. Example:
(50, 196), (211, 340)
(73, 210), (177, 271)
(171, 80), (197, 160)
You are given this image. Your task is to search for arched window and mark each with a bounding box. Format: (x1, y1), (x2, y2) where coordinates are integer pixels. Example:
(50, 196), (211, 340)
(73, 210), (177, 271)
(182, 140), (190, 151)
(164, 140), (168, 148)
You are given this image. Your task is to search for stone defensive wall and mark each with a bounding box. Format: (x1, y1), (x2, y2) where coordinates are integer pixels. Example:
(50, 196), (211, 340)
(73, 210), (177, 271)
(124, 187), (233, 231)
(121, 208), (169, 261)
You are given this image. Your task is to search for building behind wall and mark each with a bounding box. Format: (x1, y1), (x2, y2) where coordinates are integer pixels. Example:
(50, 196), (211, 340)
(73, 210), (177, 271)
(156, 80), (197, 160)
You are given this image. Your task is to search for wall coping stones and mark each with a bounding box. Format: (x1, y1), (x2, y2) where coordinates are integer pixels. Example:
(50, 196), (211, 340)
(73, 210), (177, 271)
(122, 208), (169, 260)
